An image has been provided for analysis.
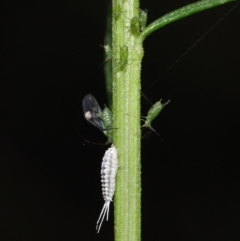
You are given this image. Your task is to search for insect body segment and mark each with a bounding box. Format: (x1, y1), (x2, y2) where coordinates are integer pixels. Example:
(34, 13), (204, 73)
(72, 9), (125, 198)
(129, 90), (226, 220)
(96, 145), (118, 233)
(82, 94), (113, 143)
(100, 106), (113, 143)
(142, 99), (170, 136)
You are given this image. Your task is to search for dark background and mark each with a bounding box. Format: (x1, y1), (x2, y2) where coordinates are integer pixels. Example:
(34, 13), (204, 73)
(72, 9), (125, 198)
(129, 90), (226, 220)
(1, 0), (240, 240)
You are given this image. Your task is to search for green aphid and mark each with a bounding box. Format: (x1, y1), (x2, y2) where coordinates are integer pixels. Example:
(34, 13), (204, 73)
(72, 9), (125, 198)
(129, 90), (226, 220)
(100, 106), (113, 143)
(130, 17), (140, 35)
(142, 99), (170, 137)
(113, 3), (122, 21)
(118, 45), (128, 71)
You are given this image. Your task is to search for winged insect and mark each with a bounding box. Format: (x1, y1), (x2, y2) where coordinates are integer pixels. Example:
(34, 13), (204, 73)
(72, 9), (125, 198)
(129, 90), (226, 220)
(82, 94), (113, 143)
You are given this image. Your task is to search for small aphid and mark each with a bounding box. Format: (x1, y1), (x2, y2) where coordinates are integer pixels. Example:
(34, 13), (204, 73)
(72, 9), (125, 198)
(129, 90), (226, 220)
(103, 44), (112, 62)
(113, 3), (128, 21)
(118, 45), (128, 71)
(139, 9), (148, 31)
(96, 145), (118, 233)
(142, 99), (170, 137)
(130, 17), (140, 35)
(82, 94), (113, 143)
(100, 106), (113, 143)
(113, 3), (122, 20)
(129, 10), (147, 35)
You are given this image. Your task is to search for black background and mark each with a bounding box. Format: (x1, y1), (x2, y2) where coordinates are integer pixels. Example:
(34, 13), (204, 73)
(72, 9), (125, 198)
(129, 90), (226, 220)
(1, 0), (240, 240)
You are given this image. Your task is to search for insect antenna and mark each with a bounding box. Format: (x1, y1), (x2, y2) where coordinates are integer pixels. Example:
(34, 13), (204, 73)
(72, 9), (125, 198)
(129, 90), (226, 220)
(143, 1), (240, 94)
(141, 91), (153, 105)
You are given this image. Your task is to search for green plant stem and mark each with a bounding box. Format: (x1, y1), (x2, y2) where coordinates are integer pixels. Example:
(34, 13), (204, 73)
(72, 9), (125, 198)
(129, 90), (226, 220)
(112, 0), (143, 241)
(111, 1), (234, 241)
(104, 2), (113, 108)
(140, 0), (234, 41)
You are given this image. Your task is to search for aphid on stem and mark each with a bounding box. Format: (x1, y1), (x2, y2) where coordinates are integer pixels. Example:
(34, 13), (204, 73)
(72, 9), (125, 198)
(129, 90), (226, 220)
(118, 45), (128, 71)
(113, 3), (124, 21)
(130, 17), (140, 35)
(101, 44), (112, 64)
(130, 9), (148, 35)
(101, 106), (113, 143)
(139, 9), (148, 31)
(142, 99), (170, 138)
(129, 9), (148, 36)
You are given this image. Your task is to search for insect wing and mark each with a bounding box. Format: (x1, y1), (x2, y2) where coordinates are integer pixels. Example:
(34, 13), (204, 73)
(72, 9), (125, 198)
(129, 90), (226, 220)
(82, 94), (105, 132)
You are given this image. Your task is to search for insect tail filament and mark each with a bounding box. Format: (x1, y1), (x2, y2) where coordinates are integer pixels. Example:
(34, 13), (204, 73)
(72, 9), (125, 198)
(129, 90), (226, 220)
(96, 200), (111, 233)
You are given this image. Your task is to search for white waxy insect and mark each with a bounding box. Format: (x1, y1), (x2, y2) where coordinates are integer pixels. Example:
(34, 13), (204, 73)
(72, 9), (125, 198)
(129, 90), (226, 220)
(96, 145), (118, 233)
